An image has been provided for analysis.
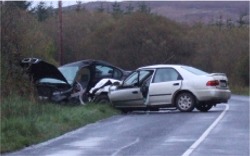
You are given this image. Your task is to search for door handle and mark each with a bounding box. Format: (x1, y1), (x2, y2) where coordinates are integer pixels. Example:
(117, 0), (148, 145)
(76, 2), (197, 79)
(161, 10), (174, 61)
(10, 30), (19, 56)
(173, 83), (179, 86)
(132, 91), (138, 94)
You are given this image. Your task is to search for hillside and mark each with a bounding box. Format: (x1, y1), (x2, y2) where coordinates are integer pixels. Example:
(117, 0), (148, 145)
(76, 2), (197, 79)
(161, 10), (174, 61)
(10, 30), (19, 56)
(66, 1), (249, 24)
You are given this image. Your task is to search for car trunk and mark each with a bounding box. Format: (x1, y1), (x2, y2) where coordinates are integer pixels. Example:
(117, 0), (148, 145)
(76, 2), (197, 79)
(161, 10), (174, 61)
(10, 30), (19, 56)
(208, 73), (229, 89)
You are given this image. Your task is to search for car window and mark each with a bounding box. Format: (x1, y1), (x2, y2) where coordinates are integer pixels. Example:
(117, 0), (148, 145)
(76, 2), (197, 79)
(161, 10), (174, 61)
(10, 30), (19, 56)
(182, 66), (208, 75)
(113, 68), (123, 79)
(96, 65), (123, 80)
(96, 65), (113, 78)
(58, 66), (79, 84)
(153, 68), (181, 83)
(75, 68), (90, 88)
(123, 70), (153, 86)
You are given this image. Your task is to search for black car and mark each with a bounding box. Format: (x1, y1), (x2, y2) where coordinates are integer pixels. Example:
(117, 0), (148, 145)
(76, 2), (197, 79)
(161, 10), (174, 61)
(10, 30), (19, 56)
(21, 58), (129, 104)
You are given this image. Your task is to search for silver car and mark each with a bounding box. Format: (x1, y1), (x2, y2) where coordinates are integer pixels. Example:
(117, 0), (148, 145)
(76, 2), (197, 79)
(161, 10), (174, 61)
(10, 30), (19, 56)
(108, 64), (231, 113)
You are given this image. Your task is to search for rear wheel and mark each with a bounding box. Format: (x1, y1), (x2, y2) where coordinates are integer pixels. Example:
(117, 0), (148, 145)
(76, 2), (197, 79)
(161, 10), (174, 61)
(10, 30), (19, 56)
(196, 103), (213, 112)
(176, 92), (195, 112)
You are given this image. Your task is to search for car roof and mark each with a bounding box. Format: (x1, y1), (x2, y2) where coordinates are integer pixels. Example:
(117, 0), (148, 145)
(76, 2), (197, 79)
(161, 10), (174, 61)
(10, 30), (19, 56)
(138, 64), (185, 70)
(61, 59), (117, 68)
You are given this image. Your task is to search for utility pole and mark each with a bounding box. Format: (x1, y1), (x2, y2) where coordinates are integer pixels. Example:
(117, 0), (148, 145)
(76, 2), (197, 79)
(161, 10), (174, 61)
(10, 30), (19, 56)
(58, 0), (63, 65)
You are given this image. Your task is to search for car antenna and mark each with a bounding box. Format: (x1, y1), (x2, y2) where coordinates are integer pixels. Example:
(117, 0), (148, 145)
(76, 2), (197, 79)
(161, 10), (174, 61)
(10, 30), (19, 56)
(163, 55), (175, 64)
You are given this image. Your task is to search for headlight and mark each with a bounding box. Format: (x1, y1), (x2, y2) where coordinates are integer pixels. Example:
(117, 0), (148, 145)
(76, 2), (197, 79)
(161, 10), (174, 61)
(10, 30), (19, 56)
(53, 91), (61, 96)
(109, 85), (118, 92)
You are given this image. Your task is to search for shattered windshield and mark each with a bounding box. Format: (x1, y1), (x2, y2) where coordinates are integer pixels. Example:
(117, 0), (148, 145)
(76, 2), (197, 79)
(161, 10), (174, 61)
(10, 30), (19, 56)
(39, 66), (79, 85)
(58, 66), (79, 84)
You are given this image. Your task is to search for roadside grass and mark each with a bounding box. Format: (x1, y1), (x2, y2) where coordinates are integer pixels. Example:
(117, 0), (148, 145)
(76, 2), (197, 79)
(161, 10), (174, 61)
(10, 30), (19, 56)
(231, 86), (249, 96)
(1, 95), (119, 153)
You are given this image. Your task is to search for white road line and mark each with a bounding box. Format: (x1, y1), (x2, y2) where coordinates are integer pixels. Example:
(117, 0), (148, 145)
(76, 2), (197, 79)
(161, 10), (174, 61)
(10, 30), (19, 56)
(111, 138), (140, 156)
(182, 104), (229, 156)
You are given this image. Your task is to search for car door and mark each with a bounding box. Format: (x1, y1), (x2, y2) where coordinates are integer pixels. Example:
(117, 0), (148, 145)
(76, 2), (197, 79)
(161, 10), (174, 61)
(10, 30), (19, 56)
(148, 68), (182, 105)
(109, 70), (153, 107)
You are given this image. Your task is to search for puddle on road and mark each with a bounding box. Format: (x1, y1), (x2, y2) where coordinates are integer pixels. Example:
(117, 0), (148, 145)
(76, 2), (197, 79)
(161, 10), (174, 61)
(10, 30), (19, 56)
(66, 137), (106, 147)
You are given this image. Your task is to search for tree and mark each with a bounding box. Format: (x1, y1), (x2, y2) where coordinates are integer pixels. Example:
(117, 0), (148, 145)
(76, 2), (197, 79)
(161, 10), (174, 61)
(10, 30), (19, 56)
(96, 2), (105, 13)
(1, 2), (56, 96)
(137, 2), (151, 14)
(34, 1), (51, 22)
(3, 1), (31, 11)
(112, 1), (123, 18)
(125, 3), (134, 14)
(237, 11), (248, 27)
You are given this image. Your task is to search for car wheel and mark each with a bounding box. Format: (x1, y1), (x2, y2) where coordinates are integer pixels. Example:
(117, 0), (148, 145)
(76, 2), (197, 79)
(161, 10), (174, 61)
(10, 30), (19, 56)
(176, 92), (195, 112)
(120, 109), (130, 114)
(79, 93), (89, 105)
(94, 94), (110, 104)
(196, 103), (213, 112)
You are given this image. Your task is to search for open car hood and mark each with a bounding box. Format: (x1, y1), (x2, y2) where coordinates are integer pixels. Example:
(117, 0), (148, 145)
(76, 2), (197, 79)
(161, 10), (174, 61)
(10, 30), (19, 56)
(21, 58), (68, 84)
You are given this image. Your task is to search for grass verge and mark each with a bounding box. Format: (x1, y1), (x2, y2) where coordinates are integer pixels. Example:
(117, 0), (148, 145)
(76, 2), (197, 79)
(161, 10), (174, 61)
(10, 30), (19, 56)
(231, 86), (249, 96)
(1, 95), (119, 153)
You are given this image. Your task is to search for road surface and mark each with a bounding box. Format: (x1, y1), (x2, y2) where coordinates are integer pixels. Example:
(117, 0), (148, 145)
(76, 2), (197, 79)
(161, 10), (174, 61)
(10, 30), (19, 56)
(4, 95), (249, 156)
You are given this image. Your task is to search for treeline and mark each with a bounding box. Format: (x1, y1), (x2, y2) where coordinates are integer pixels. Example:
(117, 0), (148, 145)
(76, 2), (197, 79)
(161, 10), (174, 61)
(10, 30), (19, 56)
(1, 1), (249, 97)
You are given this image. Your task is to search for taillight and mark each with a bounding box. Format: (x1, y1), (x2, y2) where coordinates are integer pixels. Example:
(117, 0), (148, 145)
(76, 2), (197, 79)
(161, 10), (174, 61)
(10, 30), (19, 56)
(206, 80), (219, 86)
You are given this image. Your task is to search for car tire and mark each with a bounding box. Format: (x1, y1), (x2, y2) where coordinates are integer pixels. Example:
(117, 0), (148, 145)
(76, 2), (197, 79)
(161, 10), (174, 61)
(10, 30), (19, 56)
(121, 109), (130, 114)
(94, 94), (110, 104)
(196, 103), (213, 112)
(79, 93), (89, 105)
(176, 92), (195, 112)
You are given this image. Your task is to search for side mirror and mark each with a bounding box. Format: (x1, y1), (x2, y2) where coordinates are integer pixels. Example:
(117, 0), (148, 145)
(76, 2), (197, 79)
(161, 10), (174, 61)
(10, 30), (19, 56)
(112, 81), (121, 86)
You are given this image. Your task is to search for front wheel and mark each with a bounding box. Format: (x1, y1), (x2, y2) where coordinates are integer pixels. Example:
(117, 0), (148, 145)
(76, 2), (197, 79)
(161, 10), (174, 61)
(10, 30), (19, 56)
(196, 103), (213, 112)
(176, 92), (195, 112)
(93, 94), (110, 104)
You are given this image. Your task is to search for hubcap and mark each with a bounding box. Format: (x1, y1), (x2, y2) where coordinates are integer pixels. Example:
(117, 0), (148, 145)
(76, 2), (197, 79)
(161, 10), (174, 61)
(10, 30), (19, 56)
(178, 95), (192, 110)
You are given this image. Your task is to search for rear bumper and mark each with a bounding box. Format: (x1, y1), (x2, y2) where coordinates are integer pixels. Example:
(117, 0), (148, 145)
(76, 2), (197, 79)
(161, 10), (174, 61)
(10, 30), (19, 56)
(195, 89), (231, 103)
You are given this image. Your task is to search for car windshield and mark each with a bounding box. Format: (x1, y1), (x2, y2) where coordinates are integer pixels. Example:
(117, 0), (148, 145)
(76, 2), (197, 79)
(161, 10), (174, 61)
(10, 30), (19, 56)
(123, 70), (153, 86)
(58, 66), (79, 84)
(182, 66), (208, 75)
(38, 66), (79, 85)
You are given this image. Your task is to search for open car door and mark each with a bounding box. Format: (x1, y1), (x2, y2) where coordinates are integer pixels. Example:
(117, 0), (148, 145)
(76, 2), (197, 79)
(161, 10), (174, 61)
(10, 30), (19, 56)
(109, 70), (153, 108)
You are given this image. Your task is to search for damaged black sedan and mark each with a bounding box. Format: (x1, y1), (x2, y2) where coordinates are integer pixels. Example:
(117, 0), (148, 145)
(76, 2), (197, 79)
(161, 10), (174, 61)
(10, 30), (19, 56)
(21, 58), (129, 104)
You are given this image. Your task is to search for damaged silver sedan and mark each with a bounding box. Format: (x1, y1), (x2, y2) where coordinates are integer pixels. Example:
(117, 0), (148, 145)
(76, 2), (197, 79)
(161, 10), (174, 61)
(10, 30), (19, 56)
(105, 64), (231, 113)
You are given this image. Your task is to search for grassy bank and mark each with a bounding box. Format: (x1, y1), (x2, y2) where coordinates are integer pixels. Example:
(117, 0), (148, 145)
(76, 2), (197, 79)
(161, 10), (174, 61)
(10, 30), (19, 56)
(1, 96), (119, 153)
(231, 86), (249, 96)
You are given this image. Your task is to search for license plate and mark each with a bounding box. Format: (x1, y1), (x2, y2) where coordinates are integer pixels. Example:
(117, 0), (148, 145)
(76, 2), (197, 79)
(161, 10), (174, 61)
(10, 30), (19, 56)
(220, 82), (227, 87)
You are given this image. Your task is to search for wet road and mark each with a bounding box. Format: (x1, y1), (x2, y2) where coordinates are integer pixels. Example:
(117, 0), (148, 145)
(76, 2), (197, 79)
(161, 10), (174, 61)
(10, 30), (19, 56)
(4, 95), (249, 156)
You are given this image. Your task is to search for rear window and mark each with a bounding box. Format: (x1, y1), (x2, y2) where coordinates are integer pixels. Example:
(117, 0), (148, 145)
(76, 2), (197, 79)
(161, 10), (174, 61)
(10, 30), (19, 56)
(182, 66), (208, 75)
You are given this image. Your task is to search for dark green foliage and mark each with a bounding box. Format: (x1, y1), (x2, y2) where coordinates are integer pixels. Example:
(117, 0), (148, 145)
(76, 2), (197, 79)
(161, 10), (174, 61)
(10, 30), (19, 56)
(1, 2), (57, 97)
(33, 1), (53, 21)
(112, 1), (123, 18)
(137, 2), (151, 14)
(2, 1), (31, 11)
(125, 3), (134, 14)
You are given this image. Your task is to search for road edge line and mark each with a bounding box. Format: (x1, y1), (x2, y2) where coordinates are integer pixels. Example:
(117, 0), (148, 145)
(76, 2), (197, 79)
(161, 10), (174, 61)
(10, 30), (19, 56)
(111, 138), (140, 156)
(182, 104), (229, 156)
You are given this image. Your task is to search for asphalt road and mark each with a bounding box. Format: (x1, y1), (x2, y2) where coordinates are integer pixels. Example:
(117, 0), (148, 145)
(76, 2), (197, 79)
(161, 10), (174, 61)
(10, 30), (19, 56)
(4, 95), (249, 156)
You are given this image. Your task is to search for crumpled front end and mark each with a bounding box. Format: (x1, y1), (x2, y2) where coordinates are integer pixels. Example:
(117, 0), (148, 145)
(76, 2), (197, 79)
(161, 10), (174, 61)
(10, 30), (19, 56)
(36, 83), (72, 102)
